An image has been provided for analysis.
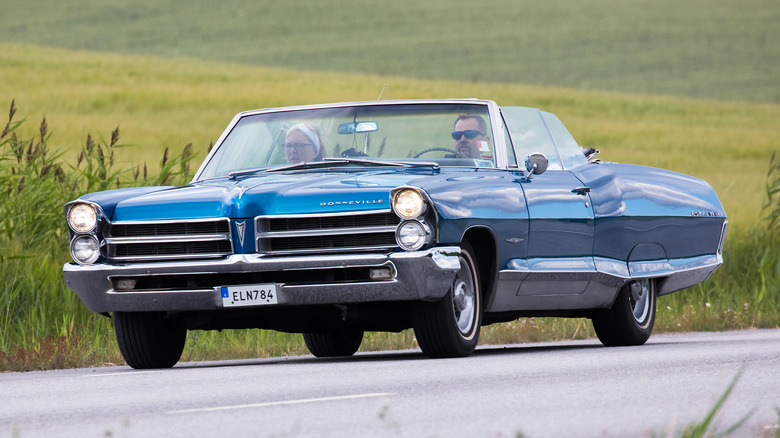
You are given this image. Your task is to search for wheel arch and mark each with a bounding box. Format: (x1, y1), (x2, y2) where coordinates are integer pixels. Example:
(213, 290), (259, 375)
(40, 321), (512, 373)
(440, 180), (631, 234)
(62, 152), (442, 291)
(461, 226), (498, 320)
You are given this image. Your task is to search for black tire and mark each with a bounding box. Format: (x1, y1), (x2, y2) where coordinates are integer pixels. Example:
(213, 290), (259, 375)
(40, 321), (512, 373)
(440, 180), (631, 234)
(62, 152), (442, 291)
(412, 243), (482, 358)
(592, 278), (656, 346)
(302, 329), (364, 357)
(113, 311), (186, 369)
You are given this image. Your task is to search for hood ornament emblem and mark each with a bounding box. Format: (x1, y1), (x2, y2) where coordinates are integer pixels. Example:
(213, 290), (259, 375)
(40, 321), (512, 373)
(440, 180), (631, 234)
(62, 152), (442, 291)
(235, 221), (246, 246)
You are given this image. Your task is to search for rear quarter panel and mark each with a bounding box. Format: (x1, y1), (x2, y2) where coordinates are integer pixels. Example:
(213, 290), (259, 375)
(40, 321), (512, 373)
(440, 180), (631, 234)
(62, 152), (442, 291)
(573, 162), (726, 263)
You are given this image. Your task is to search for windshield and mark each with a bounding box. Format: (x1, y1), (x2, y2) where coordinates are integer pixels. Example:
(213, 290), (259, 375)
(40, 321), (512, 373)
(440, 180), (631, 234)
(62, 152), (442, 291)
(197, 103), (496, 179)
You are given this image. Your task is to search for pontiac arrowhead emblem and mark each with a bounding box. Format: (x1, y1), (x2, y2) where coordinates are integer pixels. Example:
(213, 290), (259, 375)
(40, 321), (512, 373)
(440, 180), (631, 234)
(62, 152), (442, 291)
(235, 221), (246, 246)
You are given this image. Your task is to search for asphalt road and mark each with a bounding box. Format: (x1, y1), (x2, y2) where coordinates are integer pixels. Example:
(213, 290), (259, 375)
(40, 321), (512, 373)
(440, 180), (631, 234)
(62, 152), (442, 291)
(2, 329), (779, 438)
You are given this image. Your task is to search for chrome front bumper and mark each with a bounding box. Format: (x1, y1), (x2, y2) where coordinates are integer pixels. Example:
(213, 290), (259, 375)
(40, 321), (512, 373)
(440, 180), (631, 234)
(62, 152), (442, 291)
(63, 247), (461, 313)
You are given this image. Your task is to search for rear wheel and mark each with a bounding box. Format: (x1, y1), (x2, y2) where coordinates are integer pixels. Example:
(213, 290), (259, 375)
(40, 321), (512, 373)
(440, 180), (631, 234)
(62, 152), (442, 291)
(412, 243), (481, 358)
(303, 329), (364, 357)
(113, 311), (186, 369)
(592, 278), (656, 346)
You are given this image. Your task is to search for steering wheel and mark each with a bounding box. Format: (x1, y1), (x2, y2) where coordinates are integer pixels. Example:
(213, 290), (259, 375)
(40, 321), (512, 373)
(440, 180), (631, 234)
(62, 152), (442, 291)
(413, 147), (466, 158)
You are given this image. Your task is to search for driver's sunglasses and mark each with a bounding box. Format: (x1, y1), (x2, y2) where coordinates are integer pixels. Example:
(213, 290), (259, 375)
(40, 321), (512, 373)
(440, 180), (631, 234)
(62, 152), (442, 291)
(451, 130), (484, 140)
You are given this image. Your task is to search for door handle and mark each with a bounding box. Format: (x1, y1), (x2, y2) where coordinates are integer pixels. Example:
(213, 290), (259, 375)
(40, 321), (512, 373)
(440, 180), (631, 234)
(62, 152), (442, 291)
(573, 186), (591, 195)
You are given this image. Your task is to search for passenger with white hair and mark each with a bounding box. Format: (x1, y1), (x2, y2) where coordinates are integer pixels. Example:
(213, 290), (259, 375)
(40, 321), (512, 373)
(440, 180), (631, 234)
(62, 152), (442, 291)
(284, 123), (326, 163)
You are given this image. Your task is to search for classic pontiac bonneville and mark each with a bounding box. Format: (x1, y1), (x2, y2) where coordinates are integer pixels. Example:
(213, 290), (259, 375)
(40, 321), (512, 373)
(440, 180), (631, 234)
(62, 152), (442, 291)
(63, 99), (727, 368)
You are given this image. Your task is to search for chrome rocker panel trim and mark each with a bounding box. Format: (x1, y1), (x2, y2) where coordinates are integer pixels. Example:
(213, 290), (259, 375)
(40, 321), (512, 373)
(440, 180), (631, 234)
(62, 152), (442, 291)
(491, 254), (722, 312)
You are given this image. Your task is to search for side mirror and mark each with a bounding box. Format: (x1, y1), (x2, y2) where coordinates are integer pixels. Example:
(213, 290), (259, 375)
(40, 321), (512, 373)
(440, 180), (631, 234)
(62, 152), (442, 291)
(583, 147), (600, 162)
(525, 153), (548, 177)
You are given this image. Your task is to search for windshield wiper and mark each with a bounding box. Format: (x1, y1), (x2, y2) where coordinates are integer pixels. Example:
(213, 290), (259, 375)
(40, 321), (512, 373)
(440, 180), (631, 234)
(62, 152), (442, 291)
(226, 167), (272, 180)
(218, 158), (440, 179)
(266, 158), (439, 172)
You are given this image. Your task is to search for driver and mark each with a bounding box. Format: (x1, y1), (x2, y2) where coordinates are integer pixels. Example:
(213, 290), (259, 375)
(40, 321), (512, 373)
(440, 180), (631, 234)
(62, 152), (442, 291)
(284, 123), (326, 163)
(452, 114), (490, 159)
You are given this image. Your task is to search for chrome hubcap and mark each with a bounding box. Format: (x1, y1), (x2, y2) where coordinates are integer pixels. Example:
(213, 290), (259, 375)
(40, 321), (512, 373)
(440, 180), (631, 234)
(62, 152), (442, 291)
(630, 279), (651, 324)
(452, 278), (475, 334)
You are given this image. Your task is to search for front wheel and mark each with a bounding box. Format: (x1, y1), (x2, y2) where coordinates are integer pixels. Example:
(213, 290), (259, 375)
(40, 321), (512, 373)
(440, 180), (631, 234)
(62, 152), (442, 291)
(113, 311), (186, 369)
(412, 243), (482, 358)
(592, 278), (656, 346)
(303, 329), (364, 357)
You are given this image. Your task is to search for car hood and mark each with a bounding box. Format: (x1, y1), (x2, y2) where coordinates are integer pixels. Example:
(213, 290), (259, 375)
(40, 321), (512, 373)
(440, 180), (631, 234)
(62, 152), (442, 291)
(103, 171), (427, 221)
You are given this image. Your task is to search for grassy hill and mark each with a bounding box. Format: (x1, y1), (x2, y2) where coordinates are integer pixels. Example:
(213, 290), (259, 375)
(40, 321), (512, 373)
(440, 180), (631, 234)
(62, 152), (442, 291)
(1, 0), (778, 103)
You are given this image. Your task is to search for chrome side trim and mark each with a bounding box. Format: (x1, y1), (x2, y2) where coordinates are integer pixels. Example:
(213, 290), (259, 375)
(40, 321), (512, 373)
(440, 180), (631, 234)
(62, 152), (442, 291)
(594, 257), (630, 278)
(629, 259), (673, 277)
(500, 254), (721, 281)
(503, 257), (598, 275)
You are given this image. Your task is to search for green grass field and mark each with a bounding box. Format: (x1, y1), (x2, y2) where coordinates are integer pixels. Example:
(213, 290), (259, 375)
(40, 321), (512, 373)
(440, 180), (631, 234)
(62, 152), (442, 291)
(1, 0), (778, 103)
(0, 0), (778, 370)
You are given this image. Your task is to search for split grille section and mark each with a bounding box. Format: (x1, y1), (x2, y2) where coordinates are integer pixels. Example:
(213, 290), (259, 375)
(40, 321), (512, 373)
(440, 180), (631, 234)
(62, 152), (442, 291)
(110, 221), (228, 237)
(257, 211), (401, 254)
(267, 212), (400, 232)
(106, 219), (232, 262)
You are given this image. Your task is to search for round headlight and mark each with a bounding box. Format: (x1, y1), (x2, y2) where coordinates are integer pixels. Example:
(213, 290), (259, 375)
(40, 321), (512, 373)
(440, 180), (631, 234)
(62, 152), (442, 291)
(70, 235), (100, 265)
(68, 203), (98, 233)
(396, 221), (429, 251)
(393, 189), (426, 219)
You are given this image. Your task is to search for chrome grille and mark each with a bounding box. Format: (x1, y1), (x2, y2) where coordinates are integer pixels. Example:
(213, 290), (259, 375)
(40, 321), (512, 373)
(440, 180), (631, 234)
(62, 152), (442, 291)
(110, 221), (228, 237)
(106, 218), (232, 262)
(256, 210), (400, 254)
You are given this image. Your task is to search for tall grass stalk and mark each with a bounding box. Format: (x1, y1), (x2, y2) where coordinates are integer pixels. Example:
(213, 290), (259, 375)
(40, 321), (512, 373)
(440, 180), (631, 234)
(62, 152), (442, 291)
(0, 101), (196, 370)
(679, 369), (754, 438)
(652, 369), (756, 438)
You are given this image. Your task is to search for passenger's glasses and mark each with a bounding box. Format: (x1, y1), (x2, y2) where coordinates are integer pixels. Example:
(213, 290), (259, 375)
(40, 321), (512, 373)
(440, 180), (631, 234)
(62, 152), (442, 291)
(284, 143), (314, 151)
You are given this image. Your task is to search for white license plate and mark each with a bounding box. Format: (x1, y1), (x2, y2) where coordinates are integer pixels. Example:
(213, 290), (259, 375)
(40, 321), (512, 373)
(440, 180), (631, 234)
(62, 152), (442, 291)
(221, 284), (278, 307)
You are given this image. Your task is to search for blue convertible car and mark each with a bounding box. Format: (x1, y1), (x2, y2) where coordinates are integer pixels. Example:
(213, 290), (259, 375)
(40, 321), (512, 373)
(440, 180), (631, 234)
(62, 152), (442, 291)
(63, 99), (727, 368)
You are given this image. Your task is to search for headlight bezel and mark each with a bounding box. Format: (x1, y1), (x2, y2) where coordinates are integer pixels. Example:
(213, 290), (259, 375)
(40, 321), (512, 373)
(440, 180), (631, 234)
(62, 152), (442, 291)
(70, 234), (101, 265)
(66, 202), (99, 233)
(395, 220), (433, 251)
(392, 188), (427, 220)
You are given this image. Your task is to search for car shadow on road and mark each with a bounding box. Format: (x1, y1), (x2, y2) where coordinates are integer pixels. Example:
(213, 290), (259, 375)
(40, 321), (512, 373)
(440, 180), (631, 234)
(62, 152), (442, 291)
(473, 341), (605, 357)
(170, 339), (607, 371)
